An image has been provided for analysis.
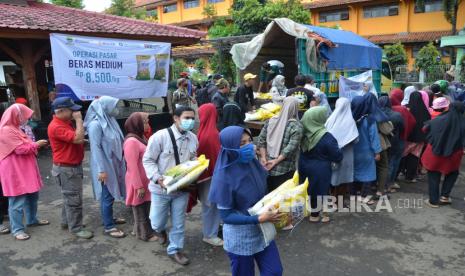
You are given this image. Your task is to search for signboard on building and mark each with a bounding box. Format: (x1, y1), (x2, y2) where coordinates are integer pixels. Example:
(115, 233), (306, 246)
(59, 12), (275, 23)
(50, 33), (171, 100)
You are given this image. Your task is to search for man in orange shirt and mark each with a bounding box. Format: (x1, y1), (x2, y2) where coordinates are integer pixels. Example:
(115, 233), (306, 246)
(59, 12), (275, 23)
(48, 97), (93, 239)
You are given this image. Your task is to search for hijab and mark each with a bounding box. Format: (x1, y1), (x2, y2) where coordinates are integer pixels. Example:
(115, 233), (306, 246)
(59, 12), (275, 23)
(301, 106), (328, 152)
(84, 96), (124, 160)
(407, 91), (431, 142)
(378, 96), (404, 136)
(351, 93), (389, 123)
(426, 102), (465, 156)
(401, 86), (416, 106)
(419, 90), (433, 114)
(271, 75), (287, 96)
(208, 126), (268, 213)
(198, 103), (221, 180)
(390, 89), (404, 106)
(266, 97), (299, 158)
(221, 102), (245, 129)
(314, 91), (332, 116)
(325, 97), (359, 148)
(124, 112), (147, 145)
(0, 104), (33, 161)
(140, 112), (153, 140)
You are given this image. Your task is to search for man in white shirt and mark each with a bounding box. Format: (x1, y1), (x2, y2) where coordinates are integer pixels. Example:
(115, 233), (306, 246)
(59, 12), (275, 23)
(143, 106), (198, 266)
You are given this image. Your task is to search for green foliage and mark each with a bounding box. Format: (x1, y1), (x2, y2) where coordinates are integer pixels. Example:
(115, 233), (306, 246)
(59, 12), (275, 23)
(443, 0), (460, 24)
(383, 42), (408, 75)
(51, 0), (84, 9)
(172, 59), (188, 79)
(190, 71), (208, 86)
(194, 59), (207, 73)
(106, 0), (146, 19)
(230, 0), (310, 35)
(208, 19), (240, 38)
(202, 4), (217, 18)
(415, 42), (443, 70)
(210, 52), (237, 85)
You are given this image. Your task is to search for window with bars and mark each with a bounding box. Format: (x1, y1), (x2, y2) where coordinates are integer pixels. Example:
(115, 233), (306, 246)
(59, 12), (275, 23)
(414, 0), (443, 13)
(207, 0), (224, 3)
(146, 9), (158, 17)
(363, 4), (399, 18)
(163, 4), (177, 13)
(319, 9), (349, 23)
(184, 0), (199, 9)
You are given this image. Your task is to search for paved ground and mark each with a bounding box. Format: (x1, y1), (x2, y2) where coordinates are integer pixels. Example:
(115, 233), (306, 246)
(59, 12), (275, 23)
(1, 149), (465, 276)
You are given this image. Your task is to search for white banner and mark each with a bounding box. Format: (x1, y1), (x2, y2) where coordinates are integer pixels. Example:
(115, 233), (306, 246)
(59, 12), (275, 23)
(50, 33), (171, 101)
(338, 70), (377, 101)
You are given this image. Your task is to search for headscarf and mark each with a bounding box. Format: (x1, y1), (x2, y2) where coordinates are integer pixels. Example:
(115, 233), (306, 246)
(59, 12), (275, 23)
(401, 86), (416, 106)
(390, 88), (404, 106)
(198, 103), (221, 180)
(140, 112), (153, 140)
(378, 96), (404, 137)
(419, 90), (433, 114)
(325, 97), (359, 148)
(271, 75), (287, 96)
(406, 91), (431, 142)
(351, 93), (389, 123)
(301, 106), (328, 152)
(0, 104), (33, 160)
(221, 102), (245, 129)
(84, 96), (124, 160)
(124, 112), (147, 145)
(208, 126), (267, 213)
(266, 97), (299, 158)
(314, 91), (332, 116)
(425, 102), (465, 156)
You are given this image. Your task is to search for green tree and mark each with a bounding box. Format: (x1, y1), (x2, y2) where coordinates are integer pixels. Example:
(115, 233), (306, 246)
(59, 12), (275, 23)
(106, 0), (146, 19)
(202, 3), (217, 18)
(383, 42), (408, 77)
(194, 58), (207, 73)
(208, 19), (240, 38)
(172, 59), (188, 80)
(51, 0), (84, 9)
(415, 42), (442, 69)
(210, 52), (237, 85)
(416, 0), (463, 62)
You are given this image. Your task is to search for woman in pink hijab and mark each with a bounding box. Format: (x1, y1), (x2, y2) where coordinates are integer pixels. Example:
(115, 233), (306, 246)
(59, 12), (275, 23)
(419, 91), (433, 114)
(0, 104), (49, 240)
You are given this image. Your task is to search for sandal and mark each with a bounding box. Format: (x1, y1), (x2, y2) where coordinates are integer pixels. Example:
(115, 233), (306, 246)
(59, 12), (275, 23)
(439, 196), (452, 205)
(28, 219), (50, 227)
(281, 224), (294, 231)
(15, 232), (30, 241)
(113, 218), (126, 225)
(104, 228), (126, 238)
(0, 225), (10, 234)
(321, 213), (330, 223)
(309, 216), (320, 223)
(147, 235), (159, 242)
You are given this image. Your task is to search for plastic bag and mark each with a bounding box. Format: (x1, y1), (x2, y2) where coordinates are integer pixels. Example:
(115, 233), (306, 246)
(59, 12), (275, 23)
(135, 55), (152, 80)
(255, 92), (272, 100)
(244, 108), (275, 122)
(261, 102), (282, 114)
(163, 155), (209, 193)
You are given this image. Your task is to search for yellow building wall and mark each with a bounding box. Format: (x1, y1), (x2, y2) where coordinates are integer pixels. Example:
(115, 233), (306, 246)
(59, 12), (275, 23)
(182, 5), (204, 22)
(156, 0), (232, 25)
(158, 3), (182, 24)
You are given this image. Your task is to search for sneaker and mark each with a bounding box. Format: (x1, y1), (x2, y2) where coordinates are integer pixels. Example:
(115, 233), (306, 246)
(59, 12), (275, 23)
(425, 200), (439, 208)
(391, 183), (401, 189)
(73, 230), (94, 239)
(202, 237), (224, 247)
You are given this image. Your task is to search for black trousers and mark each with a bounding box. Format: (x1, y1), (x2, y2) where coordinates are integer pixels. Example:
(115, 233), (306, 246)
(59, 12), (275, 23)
(404, 154), (419, 181)
(0, 184), (8, 224)
(266, 171), (294, 193)
(427, 171), (459, 205)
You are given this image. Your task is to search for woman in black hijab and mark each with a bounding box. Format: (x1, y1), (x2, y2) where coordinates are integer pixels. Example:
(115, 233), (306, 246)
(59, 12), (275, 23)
(220, 102), (245, 130)
(422, 102), (465, 207)
(402, 91), (431, 182)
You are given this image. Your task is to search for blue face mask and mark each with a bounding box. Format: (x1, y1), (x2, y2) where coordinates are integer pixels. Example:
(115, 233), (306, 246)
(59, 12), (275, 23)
(180, 119), (195, 131)
(226, 143), (256, 164)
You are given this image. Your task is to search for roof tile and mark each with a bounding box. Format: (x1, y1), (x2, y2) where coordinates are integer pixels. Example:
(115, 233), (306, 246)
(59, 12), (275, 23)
(365, 31), (452, 44)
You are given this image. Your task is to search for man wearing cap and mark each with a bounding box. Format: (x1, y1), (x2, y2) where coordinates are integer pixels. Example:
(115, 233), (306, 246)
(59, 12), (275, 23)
(234, 73), (256, 114)
(47, 97), (93, 239)
(211, 78), (230, 127)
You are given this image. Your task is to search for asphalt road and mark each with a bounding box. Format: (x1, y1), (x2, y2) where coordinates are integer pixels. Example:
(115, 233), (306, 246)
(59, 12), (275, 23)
(1, 150), (465, 276)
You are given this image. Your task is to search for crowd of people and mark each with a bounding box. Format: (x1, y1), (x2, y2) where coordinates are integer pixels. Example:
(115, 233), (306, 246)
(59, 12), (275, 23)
(0, 71), (465, 275)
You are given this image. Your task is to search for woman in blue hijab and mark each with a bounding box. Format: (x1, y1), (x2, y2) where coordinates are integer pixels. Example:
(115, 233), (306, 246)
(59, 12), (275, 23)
(209, 126), (283, 276)
(84, 96), (126, 238)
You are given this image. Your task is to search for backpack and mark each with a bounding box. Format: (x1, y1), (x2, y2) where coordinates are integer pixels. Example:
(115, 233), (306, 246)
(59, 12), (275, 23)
(196, 84), (213, 107)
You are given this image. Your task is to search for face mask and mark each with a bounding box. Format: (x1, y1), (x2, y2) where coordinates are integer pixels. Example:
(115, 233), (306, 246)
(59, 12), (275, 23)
(180, 119), (195, 131)
(109, 108), (120, 117)
(226, 143), (256, 164)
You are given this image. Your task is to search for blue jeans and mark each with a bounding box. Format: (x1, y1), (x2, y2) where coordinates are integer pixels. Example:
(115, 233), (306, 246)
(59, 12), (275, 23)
(388, 141), (405, 184)
(227, 241), (283, 276)
(150, 191), (189, 255)
(198, 180), (221, 239)
(100, 184), (116, 230)
(8, 192), (39, 236)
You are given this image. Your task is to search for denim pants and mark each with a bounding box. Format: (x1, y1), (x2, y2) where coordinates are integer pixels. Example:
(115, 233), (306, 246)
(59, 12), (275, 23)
(8, 192), (39, 236)
(149, 191), (189, 255)
(198, 180), (221, 239)
(52, 165), (84, 233)
(101, 184), (116, 230)
(388, 141), (405, 184)
(227, 241), (283, 276)
(428, 171), (459, 205)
